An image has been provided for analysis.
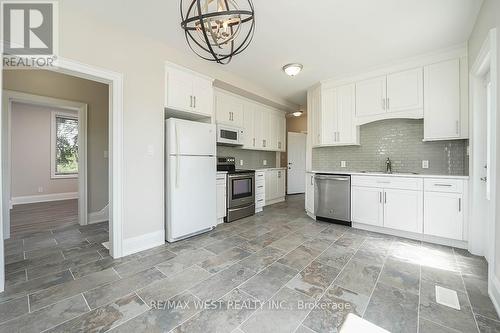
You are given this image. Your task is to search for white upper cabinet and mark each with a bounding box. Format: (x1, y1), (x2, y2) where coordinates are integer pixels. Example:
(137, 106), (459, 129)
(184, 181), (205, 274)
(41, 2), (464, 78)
(242, 102), (256, 149)
(386, 68), (423, 114)
(215, 90), (244, 127)
(309, 86), (322, 147)
(424, 58), (467, 141)
(320, 84), (358, 146)
(165, 64), (214, 117)
(355, 76), (387, 119)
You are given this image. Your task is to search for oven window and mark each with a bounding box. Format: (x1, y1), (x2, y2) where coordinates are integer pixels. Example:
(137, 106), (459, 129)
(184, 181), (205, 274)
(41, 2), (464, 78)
(232, 178), (253, 199)
(221, 129), (237, 140)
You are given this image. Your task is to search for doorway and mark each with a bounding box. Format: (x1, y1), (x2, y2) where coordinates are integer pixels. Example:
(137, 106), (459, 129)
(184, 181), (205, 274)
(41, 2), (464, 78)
(287, 132), (307, 194)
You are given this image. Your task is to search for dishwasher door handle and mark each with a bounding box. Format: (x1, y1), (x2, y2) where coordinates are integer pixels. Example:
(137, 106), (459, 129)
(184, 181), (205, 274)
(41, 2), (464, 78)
(315, 176), (349, 181)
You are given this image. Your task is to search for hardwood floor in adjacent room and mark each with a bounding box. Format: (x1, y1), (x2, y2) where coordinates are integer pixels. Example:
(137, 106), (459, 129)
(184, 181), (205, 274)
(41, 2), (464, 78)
(9, 200), (79, 238)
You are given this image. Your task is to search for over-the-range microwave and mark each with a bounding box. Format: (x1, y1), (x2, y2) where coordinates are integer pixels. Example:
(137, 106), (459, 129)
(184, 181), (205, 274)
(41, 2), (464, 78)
(217, 124), (244, 146)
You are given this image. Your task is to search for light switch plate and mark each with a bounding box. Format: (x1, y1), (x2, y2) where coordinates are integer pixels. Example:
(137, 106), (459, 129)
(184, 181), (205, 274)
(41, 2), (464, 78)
(422, 160), (429, 169)
(38, 187), (43, 193)
(240, 159), (244, 166)
(263, 160), (267, 166)
(341, 161), (347, 168)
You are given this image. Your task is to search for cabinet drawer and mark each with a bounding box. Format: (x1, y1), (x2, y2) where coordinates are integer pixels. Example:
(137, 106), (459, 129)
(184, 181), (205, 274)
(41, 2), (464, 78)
(256, 171), (266, 179)
(424, 178), (463, 193)
(256, 178), (265, 186)
(351, 176), (423, 191)
(255, 194), (265, 207)
(216, 177), (226, 186)
(255, 183), (265, 195)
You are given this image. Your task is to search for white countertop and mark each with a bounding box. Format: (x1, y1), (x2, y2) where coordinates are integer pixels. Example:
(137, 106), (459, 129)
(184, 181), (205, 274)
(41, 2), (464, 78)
(309, 170), (469, 180)
(254, 167), (287, 171)
(216, 171), (228, 174)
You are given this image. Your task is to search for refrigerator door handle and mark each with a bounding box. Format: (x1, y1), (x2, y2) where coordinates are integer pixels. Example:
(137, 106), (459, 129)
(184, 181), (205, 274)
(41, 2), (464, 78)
(175, 123), (180, 188)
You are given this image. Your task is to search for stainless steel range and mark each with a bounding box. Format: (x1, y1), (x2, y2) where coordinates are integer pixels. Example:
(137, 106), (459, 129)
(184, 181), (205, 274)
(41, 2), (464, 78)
(217, 157), (255, 223)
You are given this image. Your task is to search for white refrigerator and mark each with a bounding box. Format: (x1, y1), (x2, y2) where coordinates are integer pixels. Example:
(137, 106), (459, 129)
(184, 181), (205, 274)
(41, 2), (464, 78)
(166, 118), (217, 242)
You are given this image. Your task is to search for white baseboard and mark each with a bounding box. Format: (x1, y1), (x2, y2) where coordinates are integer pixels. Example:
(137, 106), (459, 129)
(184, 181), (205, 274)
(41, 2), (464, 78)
(122, 229), (165, 257)
(265, 197), (285, 206)
(89, 204), (109, 224)
(11, 192), (79, 206)
(490, 274), (500, 319)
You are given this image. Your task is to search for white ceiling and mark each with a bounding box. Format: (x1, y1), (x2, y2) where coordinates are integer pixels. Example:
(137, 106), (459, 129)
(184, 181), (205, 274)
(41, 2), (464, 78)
(67, 0), (483, 107)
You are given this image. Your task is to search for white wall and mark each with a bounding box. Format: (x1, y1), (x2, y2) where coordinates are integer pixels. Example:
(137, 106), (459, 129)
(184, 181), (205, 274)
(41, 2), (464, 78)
(11, 103), (78, 199)
(54, 1), (296, 240)
(468, 0), (500, 278)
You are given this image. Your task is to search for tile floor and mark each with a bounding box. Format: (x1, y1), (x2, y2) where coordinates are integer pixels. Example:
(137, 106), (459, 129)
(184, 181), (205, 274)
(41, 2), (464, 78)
(1, 195), (499, 332)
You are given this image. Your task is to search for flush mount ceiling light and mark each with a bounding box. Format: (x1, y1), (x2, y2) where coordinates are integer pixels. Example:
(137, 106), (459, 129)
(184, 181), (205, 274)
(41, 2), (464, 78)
(292, 111), (303, 117)
(283, 63), (303, 76)
(180, 0), (255, 64)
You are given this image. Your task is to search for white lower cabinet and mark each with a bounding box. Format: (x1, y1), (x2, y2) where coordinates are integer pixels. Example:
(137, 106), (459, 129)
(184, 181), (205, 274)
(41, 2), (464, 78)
(305, 173), (315, 215)
(383, 189), (423, 233)
(255, 171), (266, 213)
(216, 173), (227, 224)
(351, 186), (383, 226)
(264, 169), (286, 205)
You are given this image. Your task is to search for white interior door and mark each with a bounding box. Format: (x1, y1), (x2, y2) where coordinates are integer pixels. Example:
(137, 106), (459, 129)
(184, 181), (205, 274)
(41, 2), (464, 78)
(287, 132), (306, 194)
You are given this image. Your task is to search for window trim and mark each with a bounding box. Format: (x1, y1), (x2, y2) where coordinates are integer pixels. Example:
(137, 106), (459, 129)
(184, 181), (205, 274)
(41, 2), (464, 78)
(51, 111), (79, 179)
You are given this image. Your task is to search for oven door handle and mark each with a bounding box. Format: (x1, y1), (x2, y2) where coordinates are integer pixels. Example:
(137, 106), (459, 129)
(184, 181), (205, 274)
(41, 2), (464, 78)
(228, 174), (255, 179)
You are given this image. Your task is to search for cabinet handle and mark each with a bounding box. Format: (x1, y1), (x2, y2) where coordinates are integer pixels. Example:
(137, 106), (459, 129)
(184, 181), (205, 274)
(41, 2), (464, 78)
(456, 120), (459, 135)
(253, 138), (255, 147)
(459, 198), (462, 212)
(190, 96), (193, 108)
(194, 96), (196, 108)
(434, 184), (452, 187)
(384, 192), (387, 204)
(382, 98), (386, 110)
(387, 98), (390, 110)
(379, 192), (382, 203)
(310, 175), (314, 186)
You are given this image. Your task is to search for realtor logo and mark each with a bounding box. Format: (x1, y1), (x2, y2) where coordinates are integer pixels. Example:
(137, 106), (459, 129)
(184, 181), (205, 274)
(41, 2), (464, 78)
(1, 1), (58, 68)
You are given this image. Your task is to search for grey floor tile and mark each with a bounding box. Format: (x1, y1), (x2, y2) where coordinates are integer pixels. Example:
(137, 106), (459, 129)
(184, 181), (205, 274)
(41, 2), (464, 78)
(270, 233), (311, 252)
(198, 247), (252, 274)
(110, 291), (199, 333)
(155, 248), (215, 277)
(463, 274), (500, 321)
(378, 257), (420, 295)
(0, 270), (74, 303)
(476, 314), (500, 333)
(190, 264), (256, 301)
(114, 248), (176, 277)
(204, 236), (249, 254)
(138, 265), (212, 305)
(24, 241), (90, 259)
(27, 251), (102, 279)
(238, 246), (286, 272)
(46, 293), (148, 332)
(421, 266), (466, 292)
(5, 269), (27, 286)
(29, 268), (120, 311)
(312, 226), (346, 243)
(287, 260), (340, 300)
(302, 285), (370, 333)
(316, 244), (356, 269)
(334, 259), (381, 296)
(277, 244), (322, 271)
(5, 253), (25, 265)
(240, 262), (298, 302)
(238, 225), (273, 240)
(419, 280), (478, 332)
(333, 233), (365, 249)
(295, 223), (328, 238)
(61, 242), (106, 259)
(84, 267), (165, 309)
(239, 232), (284, 253)
(0, 296), (28, 324)
(295, 325), (317, 333)
(419, 318), (460, 333)
(5, 251), (64, 274)
(23, 237), (57, 252)
(352, 245), (388, 266)
(364, 282), (419, 333)
(240, 287), (313, 333)
(0, 294), (89, 333)
(172, 289), (258, 333)
(71, 256), (124, 278)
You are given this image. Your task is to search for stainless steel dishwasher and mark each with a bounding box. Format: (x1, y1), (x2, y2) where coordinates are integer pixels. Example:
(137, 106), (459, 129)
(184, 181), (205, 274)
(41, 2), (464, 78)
(314, 174), (351, 225)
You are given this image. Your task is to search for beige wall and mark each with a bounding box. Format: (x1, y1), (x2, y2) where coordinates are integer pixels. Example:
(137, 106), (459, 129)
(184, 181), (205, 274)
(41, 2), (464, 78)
(11, 103), (78, 197)
(4, 70), (109, 213)
(468, 0), (500, 276)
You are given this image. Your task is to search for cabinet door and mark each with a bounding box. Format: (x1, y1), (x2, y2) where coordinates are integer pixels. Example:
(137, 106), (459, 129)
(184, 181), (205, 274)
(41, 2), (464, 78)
(355, 76), (387, 118)
(386, 68), (423, 113)
(351, 186), (383, 226)
(320, 87), (337, 145)
(383, 189), (423, 233)
(278, 114), (286, 151)
(424, 59), (461, 140)
(242, 103), (256, 149)
(192, 76), (213, 116)
(336, 84), (357, 144)
(216, 183), (226, 219)
(253, 107), (264, 149)
(166, 67), (193, 112)
(269, 111), (279, 151)
(260, 109), (271, 150)
(424, 192), (463, 240)
(265, 170), (277, 201)
(215, 91), (244, 127)
(277, 170), (285, 198)
(305, 173), (315, 214)
(310, 87), (322, 146)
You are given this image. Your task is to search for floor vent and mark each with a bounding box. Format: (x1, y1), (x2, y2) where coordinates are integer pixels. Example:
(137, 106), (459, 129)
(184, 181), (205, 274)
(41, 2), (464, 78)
(435, 285), (460, 310)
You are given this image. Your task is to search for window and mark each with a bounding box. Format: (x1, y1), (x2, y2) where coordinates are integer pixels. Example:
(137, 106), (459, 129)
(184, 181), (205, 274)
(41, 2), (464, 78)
(51, 111), (79, 178)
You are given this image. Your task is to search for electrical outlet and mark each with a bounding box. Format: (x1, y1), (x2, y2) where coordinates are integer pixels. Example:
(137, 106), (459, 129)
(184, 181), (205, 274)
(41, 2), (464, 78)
(38, 187), (43, 193)
(340, 161), (347, 168)
(240, 159), (244, 166)
(422, 160), (429, 169)
(263, 160), (267, 166)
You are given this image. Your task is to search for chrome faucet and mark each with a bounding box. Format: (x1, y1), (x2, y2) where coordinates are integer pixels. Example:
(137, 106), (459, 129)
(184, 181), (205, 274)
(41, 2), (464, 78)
(386, 157), (392, 174)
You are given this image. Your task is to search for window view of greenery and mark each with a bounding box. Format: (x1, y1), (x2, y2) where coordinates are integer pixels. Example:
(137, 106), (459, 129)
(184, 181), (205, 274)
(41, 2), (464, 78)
(56, 116), (78, 175)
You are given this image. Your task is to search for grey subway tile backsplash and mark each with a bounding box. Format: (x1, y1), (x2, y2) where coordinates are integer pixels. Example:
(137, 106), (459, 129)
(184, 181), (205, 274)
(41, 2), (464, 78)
(312, 119), (468, 175)
(217, 146), (277, 169)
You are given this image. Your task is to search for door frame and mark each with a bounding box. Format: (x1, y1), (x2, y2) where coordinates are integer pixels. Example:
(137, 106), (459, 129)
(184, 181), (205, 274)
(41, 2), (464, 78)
(2, 90), (88, 236)
(469, 28), (498, 307)
(0, 57), (125, 292)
